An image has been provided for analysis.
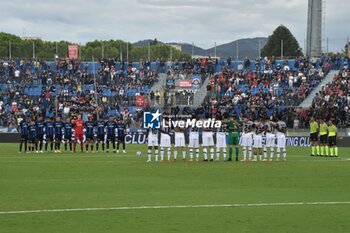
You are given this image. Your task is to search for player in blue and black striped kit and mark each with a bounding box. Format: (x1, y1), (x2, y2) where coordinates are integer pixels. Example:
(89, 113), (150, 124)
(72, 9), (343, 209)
(54, 116), (64, 153)
(105, 116), (117, 153)
(28, 119), (37, 153)
(85, 116), (95, 153)
(18, 115), (29, 153)
(116, 117), (127, 153)
(45, 117), (55, 152)
(36, 116), (45, 153)
(64, 117), (73, 152)
(96, 119), (106, 152)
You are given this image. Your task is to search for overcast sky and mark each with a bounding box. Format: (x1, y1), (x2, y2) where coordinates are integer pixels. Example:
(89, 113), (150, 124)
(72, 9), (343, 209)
(0, 0), (348, 52)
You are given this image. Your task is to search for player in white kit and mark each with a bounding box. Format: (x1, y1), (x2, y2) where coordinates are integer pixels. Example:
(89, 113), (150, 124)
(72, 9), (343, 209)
(272, 118), (287, 161)
(202, 117), (215, 161)
(216, 118), (227, 161)
(174, 126), (186, 162)
(240, 118), (254, 161)
(252, 121), (264, 161)
(147, 128), (159, 162)
(160, 120), (172, 162)
(189, 125), (200, 162)
(264, 120), (276, 161)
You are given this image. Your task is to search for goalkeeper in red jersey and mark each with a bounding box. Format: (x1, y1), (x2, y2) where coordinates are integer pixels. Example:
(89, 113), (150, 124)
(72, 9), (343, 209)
(73, 114), (85, 153)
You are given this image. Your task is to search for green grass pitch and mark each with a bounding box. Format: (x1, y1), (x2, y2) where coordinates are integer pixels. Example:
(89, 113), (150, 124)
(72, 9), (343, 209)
(0, 143), (349, 233)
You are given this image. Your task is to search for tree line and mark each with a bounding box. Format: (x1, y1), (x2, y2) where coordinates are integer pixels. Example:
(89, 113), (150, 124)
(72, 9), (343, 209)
(0, 33), (191, 61)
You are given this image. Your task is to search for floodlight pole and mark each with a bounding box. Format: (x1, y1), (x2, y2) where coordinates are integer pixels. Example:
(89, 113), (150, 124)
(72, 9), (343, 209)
(281, 40), (284, 59)
(126, 43), (129, 62)
(92, 56), (100, 121)
(170, 46), (173, 60)
(101, 41), (104, 59)
(32, 41), (35, 59)
(9, 41), (11, 59)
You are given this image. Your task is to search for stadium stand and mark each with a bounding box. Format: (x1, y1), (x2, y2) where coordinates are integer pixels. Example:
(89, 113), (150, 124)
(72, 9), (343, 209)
(0, 56), (347, 129)
(307, 65), (350, 127)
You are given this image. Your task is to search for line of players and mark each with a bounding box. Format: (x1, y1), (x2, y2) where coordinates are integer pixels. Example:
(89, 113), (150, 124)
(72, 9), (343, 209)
(146, 116), (287, 162)
(309, 117), (339, 157)
(18, 114), (128, 154)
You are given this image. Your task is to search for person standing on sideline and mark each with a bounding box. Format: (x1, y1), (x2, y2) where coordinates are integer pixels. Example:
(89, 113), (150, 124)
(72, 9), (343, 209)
(54, 116), (64, 153)
(64, 117), (73, 152)
(73, 114), (85, 153)
(319, 119), (329, 157)
(328, 120), (338, 157)
(309, 117), (319, 156)
(44, 117), (55, 153)
(36, 116), (45, 153)
(227, 116), (240, 161)
(18, 115), (29, 153)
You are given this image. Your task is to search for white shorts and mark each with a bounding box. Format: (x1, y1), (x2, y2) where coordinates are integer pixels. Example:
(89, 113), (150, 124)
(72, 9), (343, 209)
(265, 133), (276, 147)
(160, 133), (171, 148)
(253, 134), (263, 148)
(202, 132), (214, 147)
(276, 133), (286, 148)
(216, 132), (227, 149)
(241, 133), (253, 147)
(189, 132), (199, 148)
(148, 135), (158, 147)
(175, 132), (185, 147)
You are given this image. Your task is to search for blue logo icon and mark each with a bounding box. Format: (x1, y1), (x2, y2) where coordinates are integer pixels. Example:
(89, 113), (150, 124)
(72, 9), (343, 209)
(143, 110), (162, 129)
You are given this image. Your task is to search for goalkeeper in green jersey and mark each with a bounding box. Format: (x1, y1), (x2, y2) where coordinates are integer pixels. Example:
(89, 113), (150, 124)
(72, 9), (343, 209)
(227, 116), (241, 161)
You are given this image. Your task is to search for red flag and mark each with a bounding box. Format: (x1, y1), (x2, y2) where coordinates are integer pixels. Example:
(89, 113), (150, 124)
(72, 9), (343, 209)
(68, 44), (79, 59)
(136, 96), (145, 107)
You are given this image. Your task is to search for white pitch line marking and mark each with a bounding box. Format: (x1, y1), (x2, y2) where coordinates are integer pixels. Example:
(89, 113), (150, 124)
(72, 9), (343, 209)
(0, 202), (350, 215)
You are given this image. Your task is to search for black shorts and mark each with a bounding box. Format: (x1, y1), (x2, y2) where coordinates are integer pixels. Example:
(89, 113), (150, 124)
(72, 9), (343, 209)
(328, 136), (337, 146)
(20, 134), (28, 141)
(320, 135), (328, 144)
(97, 134), (105, 142)
(86, 135), (94, 140)
(38, 134), (44, 142)
(46, 135), (54, 141)
(107, 134), (115, 142)
(64, 135), (73, 142)
(118, 135), (125, 142)
(28, 138), (36, 144)
(310, 133), (318, 142)
(55, 135), (63, 141)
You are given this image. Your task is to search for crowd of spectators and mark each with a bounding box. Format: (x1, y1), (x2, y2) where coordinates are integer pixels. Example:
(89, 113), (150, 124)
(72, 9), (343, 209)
(0, 57), (159, 128)
(307, 65), (350, 127)
(198, 56), (345, 128)
(0, 55), (348, 130)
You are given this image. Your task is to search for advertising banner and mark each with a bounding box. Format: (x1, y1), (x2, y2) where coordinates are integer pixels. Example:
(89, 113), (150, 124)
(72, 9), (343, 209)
(68, 44), (79, 59)
(1, 133), (350, 148)
(179, 80), (192, 88)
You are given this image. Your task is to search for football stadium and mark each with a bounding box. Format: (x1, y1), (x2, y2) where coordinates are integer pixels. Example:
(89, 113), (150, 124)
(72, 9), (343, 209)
(0, 0), (350, 232)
